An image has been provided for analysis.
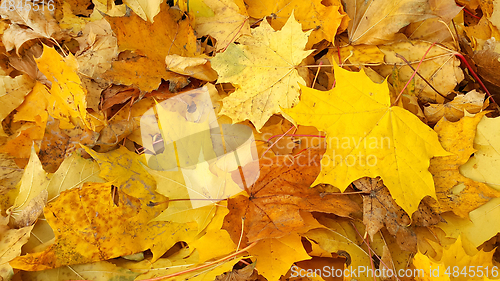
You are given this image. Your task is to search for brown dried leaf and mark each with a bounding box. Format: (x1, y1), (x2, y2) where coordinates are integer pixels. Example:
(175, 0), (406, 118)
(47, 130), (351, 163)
(223, 148), (361, 244)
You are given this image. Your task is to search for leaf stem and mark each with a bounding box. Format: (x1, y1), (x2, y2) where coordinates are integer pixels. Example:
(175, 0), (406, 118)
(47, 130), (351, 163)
(394, 53), (451, 101)
(392, 42), (436, 106)
(139, 241), (258, 281)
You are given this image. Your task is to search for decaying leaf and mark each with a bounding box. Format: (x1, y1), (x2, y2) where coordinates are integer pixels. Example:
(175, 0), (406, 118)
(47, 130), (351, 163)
(9, 182), (197, 271)
(354, 177), (417, 252)
(104, 3), (198, 92)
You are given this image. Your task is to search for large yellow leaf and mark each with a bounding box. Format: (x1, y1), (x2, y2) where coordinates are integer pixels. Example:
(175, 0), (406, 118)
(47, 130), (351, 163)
(9, 182), (197, 271)
(283, 64), (450, 216)
(211, 13), (312, 131)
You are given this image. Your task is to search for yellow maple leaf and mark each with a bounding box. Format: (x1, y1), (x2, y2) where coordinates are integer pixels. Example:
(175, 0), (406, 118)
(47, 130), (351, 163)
(104, 3), (198, 92)
(413, 235), (496, 281)
(245, 0), (347, 47)
(248, 233), (311, 281)
(283, 64), (450, 216)
(9, 182), (197, 271)
(211, 13), (312, 131)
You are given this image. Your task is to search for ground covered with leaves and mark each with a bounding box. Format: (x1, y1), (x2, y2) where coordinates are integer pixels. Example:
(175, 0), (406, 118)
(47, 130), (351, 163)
(2, 0), (500, 280)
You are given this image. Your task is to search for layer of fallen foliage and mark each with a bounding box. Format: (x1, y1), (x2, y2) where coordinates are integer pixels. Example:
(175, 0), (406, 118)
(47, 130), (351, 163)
(2, 0), (500, 280)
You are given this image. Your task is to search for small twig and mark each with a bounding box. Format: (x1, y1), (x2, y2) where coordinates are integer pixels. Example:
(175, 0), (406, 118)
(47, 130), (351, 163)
(394, 53), (451, 101)
(267, 133), (325, 142)
(393, 42), (436, 106)
(222, 18), (249, 52)
(350, 221), (402, 281)
(261, 126), (295, 157)
(461, 6), (481, 19)
(453, 52), (500, 110)
(71, 242), (258, 281)
(311, 61), (323, 88)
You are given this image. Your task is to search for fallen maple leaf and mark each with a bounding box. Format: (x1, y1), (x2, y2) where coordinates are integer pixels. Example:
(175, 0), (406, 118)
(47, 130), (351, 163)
(223, 147), (360, 243)
(244, 0), (347, 47)
(374, 41), (464, 103)
(0, 0), (61, 55)
(9, 182), (197, 271)
(104, 3), (198, 92)
(283, 63), (450, 217)
(211, 13), (313, 131)
(413, 235), (496, 281)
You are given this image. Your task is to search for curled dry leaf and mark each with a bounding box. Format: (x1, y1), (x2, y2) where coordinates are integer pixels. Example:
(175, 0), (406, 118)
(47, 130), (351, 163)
(424, 90), (487, 123)
(165, 54), (218, 81)
(354, 177), (417, 252)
